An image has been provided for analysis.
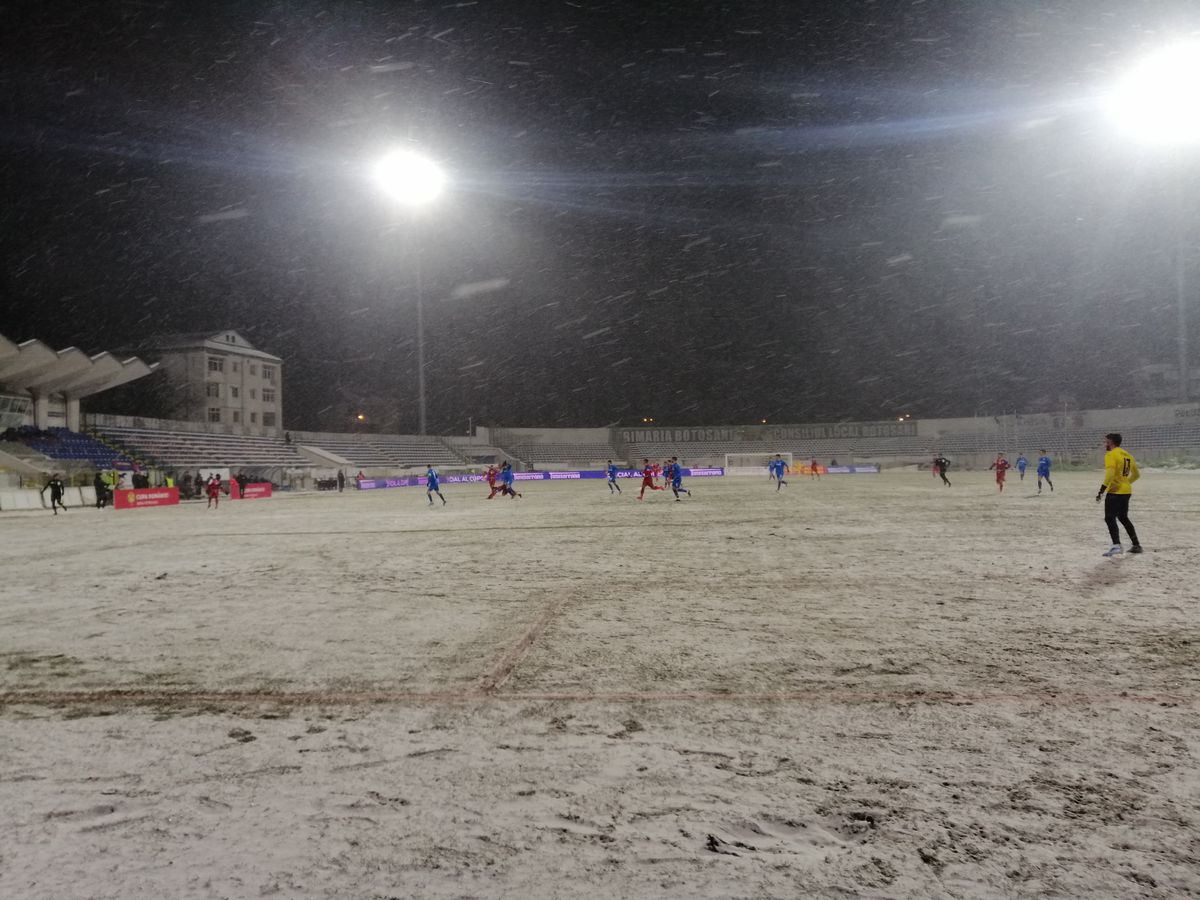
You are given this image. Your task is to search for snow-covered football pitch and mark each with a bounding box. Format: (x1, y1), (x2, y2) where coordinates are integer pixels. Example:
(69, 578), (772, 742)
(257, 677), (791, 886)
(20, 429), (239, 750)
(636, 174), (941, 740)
(2, 470), (1198, 898)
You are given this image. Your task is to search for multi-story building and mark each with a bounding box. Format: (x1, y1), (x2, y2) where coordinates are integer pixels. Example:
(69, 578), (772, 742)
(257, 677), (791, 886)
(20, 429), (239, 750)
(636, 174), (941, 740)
(139, 331), (284, 436)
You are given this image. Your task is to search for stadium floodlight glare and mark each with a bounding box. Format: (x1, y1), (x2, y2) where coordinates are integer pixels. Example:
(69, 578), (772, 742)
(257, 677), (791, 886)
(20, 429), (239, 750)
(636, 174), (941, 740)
(372, 149), (447, 206)
(1104, 40), (1200, 147)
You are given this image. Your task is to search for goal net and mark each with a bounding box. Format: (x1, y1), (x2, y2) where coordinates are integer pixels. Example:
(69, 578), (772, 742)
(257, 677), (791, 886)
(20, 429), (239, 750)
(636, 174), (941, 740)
(724, 451), (793, 477)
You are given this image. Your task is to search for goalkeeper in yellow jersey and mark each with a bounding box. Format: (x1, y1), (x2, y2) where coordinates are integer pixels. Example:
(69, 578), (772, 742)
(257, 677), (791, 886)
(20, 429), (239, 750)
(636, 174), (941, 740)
(1096, 433), (1143, 557)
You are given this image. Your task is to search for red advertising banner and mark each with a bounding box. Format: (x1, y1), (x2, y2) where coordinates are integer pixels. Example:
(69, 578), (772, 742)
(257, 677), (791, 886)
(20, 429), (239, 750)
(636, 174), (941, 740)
(231, 482), (272, 500)
(114, 487), (180, 510)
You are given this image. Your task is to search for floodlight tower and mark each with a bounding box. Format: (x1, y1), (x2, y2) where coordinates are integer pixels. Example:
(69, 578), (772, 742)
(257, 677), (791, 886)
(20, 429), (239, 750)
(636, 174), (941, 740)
(372, 149), (447, 434)
(1105, 39), (1200, 402)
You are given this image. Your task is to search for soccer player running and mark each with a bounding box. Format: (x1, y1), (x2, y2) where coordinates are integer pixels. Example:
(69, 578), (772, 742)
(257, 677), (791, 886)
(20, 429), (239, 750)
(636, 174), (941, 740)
(606, 459), (622, 494)
(933, 454), (952, 487)
(498, 461), (522, 499)
(988, 453), (1011, 493)
(485, 464), (500, 499)
(668, 456), (691, 501)
(637, 458), (663, 500)
(426, 465), (447, 506)
(768, 454), (789, 491)
(1016, 453), (1028, 481)
(41, 474), (68, 514)
(810, 457), (820, 479)
(1097, 433), (1142, 557)
(1036, 450), (1054, 494)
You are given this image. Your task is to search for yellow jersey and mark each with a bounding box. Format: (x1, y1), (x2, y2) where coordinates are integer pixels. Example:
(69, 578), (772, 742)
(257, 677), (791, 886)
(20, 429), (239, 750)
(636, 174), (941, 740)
(1103, 447), (1139, 495)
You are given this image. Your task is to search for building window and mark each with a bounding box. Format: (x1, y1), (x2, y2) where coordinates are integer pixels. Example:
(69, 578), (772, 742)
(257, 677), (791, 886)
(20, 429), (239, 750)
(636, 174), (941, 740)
(208, 407), (221, 423)
(262, 365), (276, 382)
(262, 388), (276, 403)
(230, 386), (239, 399)
(205, 383), (221, 398)
(232, 362), (240, 373)
(207, 356), (224, 373)
(263, 412), (276, 427)
(249, 364), (257, 376)
(226, 334), (234, 343)
(232, 411), (241, 423)
(249, 388), (257, 400)
(250, 412), (257, 424)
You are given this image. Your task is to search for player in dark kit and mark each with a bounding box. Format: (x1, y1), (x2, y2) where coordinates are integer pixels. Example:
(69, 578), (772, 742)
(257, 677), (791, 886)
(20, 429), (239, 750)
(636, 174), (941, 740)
(988, 454), (1011, 492)
(932, 455), (952, 487)
(668, 457), (691, 501)
(1097, 433), (1142, 557)
(606, 460), (622, 494)
(810, 457), (820, 479)
(41, 474), (68, 514)
(768, 455), (788, 491)
(1036, 450), (1054, 494)
(498, 462), (522, 499)
(426, 466), (447, 506)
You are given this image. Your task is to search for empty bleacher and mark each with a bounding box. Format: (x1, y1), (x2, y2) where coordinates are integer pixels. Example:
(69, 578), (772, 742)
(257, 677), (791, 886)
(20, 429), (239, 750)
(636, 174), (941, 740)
(5, 426), (133, 469)
(96, 426), (310, 469)
(292, 432), (463, 469)
(508, 442), (620, 465)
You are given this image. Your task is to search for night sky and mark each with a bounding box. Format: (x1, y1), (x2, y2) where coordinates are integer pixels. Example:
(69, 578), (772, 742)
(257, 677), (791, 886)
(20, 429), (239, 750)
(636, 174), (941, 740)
(3, 0), (1198, 433)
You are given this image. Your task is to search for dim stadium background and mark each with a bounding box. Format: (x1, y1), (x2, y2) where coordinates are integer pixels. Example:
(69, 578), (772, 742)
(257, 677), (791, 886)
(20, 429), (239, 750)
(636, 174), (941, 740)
(1, 329), (1199, 499)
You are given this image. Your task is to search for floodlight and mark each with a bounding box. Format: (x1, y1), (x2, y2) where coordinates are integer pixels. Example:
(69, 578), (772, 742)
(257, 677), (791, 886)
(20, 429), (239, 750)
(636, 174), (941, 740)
(372, 149), (446, 206)
(1105, 40), (1200, 147)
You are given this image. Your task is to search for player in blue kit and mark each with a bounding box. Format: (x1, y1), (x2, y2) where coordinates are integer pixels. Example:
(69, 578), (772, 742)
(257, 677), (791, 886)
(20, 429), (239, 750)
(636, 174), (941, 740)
(769, 454), (788, 491)
(499, 461), (522, 499)
(668, 456), (691, 501)
(1016, 453), (1028, 481)
(426, 465), (447, 505)
(1036, 450), (1054, 494)
(606, 459), (622, 494)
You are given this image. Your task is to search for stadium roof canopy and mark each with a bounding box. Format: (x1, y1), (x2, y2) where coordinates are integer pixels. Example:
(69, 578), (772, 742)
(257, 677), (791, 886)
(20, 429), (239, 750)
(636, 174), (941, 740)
(133, 330), (282, 362)
(0, 332), (158, 402)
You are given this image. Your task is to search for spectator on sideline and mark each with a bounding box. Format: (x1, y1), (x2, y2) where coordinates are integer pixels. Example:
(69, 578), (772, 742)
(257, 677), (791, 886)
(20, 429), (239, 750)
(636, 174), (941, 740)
(93, 471), (107, 508)
(337, 470), (345, 492)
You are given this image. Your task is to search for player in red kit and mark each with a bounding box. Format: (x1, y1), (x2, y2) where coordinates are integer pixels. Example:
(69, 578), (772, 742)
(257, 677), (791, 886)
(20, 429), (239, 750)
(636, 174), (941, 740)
(638, 459), (664, 500)
(810, 457), (820, 479)
(988, 454), (1011, 492)
(484, 465), (499, 499)
(205, 474), (222, 509)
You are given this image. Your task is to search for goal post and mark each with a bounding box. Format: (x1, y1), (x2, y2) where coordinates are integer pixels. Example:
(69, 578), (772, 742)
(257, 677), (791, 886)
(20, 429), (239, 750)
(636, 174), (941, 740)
(724, 451), (793, 477)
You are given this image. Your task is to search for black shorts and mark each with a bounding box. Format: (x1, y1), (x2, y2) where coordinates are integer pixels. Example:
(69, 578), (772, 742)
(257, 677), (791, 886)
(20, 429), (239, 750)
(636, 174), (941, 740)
(1104, 493), (1131, 518)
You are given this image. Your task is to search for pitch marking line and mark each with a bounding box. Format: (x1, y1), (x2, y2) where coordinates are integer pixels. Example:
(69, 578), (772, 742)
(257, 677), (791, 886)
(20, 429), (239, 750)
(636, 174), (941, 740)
(0, 689), (1193, 708)
(476, 595), (571, 694)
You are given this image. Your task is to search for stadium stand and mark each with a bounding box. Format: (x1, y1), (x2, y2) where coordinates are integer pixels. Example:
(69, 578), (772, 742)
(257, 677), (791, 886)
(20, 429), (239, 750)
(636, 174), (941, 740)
(95, 426), (310, 469)
(4, 426), (133, 469)
(507, 442), (621, 465)
(369, 435), (463, 467)
(289, 432), (463, 468)
(440, 436), (514, 465)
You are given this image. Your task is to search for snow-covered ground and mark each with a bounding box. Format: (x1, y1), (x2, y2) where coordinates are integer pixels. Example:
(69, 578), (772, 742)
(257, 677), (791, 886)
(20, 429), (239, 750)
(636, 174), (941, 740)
(2, 471), (1198, 898)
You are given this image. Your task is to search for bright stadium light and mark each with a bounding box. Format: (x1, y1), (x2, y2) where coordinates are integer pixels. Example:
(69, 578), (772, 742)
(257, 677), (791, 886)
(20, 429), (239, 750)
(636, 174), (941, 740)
(370, 148), (448, 434)
(1104, 40), (1200, 147)
(372, 149), (447, 207)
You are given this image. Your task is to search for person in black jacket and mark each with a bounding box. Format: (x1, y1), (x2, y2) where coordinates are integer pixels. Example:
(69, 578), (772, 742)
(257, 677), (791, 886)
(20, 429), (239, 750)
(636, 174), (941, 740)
(93, 471), (107, 508)
(932, 455), (952, 487)
(42, 474), (68, 514)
